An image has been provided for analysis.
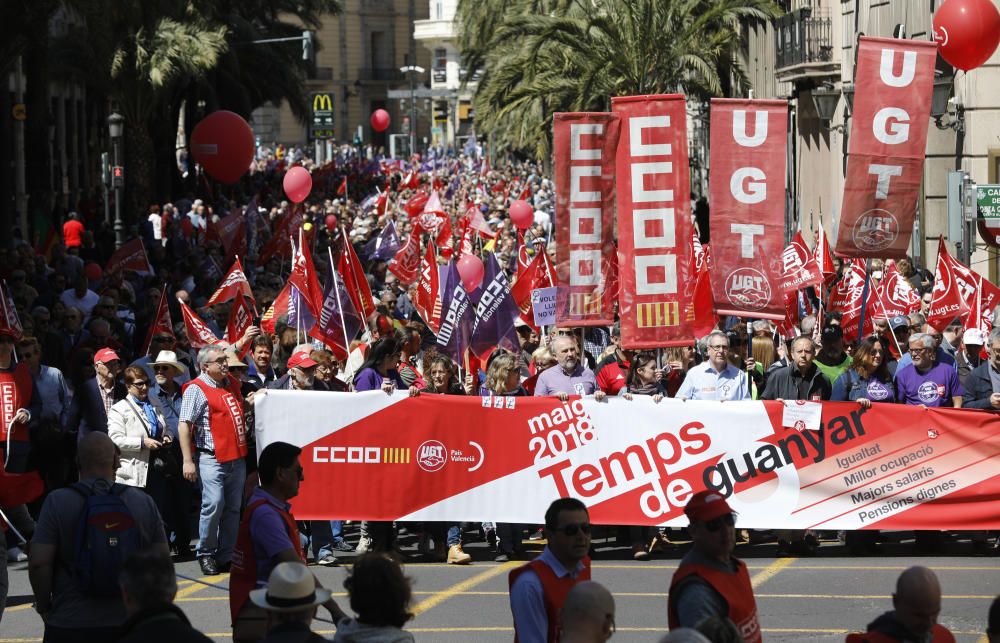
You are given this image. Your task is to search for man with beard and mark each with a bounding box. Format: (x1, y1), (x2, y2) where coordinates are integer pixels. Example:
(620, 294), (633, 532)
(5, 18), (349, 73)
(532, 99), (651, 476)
(534, 336), (606, 401)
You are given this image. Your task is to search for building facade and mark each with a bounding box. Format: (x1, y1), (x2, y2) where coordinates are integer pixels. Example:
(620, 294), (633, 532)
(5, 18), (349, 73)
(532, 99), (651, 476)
(740, 0), (999, 282)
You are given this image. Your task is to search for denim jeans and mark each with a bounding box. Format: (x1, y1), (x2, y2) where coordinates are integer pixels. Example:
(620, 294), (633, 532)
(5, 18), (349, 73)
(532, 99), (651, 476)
(196, 452), (246, 563)
(430, 522), (462, 547)
(313, 520), (346, 558)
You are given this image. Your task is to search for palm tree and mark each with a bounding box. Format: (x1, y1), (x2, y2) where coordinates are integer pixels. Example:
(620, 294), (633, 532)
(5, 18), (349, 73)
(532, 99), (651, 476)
(458, 0), (781, 159)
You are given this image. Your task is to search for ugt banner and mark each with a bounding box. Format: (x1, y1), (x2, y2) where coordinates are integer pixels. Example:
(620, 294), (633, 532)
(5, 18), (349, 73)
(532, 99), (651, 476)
(256, 392), (1000, 530)
(709, 99), (787, 320)
(553, 113), (620, 327)
(835, 36), (936, 258)
(612, 94), (695, 348)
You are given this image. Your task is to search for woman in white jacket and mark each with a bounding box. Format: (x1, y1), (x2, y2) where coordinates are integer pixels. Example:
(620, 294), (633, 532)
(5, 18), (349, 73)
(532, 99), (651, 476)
(108, 366), (171, 505)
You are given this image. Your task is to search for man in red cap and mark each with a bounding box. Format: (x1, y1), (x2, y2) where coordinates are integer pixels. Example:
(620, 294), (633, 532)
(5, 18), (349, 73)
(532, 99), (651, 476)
(265, 351), (324, 392)
(73, 347), (126, 444)
(667, 490), (761, 643)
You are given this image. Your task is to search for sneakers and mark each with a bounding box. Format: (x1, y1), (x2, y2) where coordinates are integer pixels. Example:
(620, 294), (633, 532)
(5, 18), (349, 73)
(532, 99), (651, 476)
(494, 552), (511, 563)
(7, 546), (27, 563)
(632, 544), (650, 561)
(317, 554), (339, 566)
(447, 544), (472, 565)
(528, 528), (544, 541)
(330, 540), (354, 553)
(355, 536), (373, 554)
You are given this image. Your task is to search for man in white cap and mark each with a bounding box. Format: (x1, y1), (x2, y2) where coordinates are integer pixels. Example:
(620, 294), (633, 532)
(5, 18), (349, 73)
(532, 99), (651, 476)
(249, 561), (343, 643)
(956, 328), (986, 388)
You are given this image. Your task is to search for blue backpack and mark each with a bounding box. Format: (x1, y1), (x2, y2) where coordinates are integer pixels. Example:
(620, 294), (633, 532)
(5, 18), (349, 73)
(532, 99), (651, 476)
(69, 482), (141, 596)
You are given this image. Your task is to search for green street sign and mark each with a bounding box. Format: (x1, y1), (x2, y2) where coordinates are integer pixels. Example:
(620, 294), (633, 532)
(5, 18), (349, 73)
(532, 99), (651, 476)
(976, 184), (1000, 226)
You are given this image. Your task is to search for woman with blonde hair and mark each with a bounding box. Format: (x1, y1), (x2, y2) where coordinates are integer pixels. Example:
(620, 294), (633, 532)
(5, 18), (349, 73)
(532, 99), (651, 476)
(749, 336), (776, 399)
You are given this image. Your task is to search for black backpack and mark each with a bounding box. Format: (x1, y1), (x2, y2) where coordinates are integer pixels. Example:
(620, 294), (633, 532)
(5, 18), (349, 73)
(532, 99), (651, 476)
(69, 482), (141, 596)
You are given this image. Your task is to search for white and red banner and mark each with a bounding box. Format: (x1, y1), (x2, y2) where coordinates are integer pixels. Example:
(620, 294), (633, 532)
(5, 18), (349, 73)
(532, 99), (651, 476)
(612, 94), (695, 348)
(257, 392), (1000, 529)
(708, 99), (787, 320)
(778, 232), (823, 294)
(553, 113), (620, 327)
(835, 37), (937, 258)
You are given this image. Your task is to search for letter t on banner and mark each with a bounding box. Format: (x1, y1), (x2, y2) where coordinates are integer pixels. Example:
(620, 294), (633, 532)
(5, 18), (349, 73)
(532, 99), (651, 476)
(553, 113), (621, 327)
(708, 99), (788, 320)
(835, 36), (936, 258)
(612, 94), (694, 348)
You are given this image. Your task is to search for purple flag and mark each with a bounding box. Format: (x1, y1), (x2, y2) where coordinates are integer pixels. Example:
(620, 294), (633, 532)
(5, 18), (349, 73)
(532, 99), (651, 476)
(470, 254), (521, 361)
(436, 260), (474, 362)
(364, 221), (401, 261)
(287, 285), (316, 332)
(308, 266), (362, 359)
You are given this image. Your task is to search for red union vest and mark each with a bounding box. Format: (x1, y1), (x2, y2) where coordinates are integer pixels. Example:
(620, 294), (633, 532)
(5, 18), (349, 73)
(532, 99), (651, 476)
(229, 495), (305, 624)
(845, 624), (957, 643)
(0, 363), (33, 443)
(508, 556), (591, 643)
(187, 375), (247, 462)
(668, 558), (761, 643)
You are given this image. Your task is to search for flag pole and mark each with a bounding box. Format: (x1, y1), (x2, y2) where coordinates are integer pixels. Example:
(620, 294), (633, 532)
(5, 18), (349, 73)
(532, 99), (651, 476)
(327, 247), (353, 360)
(341, 225), (372, 340)
(874, 264), (905, 358)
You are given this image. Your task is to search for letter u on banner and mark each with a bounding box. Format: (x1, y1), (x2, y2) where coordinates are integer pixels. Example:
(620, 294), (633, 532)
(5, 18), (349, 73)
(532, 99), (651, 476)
(708, 99), (788, 320)
(553, 113), (621, 327)
(836, 37), (936, 258)
(612, 95), (694, 348)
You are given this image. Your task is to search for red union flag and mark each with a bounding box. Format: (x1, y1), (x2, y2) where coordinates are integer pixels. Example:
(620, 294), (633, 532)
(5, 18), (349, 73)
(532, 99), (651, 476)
(778, 232), (823, 293)
(828, 258), (875, 341)
(612, 95), (694, 348)
(836, 37), (936, 258)
(179, 300), (221, 348)
(414, 241), (442, 332)
(552, 113), (620, 327)
(207, 259), (254, 306)
(256, 392), (1000, 530)
(708, 99), (787, 319)
(874, 260), (921, 319)
(141, 288), (174, 356)
(106, 238), (154, 275)
(974, 274), (1000, 333)
(927, 238), (977, 331)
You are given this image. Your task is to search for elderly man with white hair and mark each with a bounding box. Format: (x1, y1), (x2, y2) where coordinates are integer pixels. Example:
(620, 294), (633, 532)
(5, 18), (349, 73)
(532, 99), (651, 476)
(894, 333), (963, 408)
(533, 334), (606, 401)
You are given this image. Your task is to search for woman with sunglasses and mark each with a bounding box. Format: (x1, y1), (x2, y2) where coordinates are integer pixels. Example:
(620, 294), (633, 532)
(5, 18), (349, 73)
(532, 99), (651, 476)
(831, 337), (896, 408)
(107, 366), (173, 522)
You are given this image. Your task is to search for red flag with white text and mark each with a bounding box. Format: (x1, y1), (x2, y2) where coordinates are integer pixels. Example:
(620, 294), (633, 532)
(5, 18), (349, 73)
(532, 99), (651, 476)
(289, 238), (324, 319)
(388, 224), (423, 285)
(106, 238), (154, 275)
(179, 300), (221, 348)
(261, 281), (292, 335)
(141, 288), (175, 357)
(612, 95), (694, 348)
(779, 232), (823, 293)
(553, 112), (620, 328)
(226, 291), (254, 351)
(338, 238), (377, 322)
(414, 242), (442, 332)
(828, 258), (875, 341)
(708, 99), (787, 320)
(835, 37), (936, 258)
(874, 260), (921, 320)
(207, 258), (255, 306)
(927, 238), (976, 331)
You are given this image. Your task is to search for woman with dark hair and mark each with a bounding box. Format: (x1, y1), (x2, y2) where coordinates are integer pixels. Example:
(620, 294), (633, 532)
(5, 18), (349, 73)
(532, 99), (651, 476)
(832, 337), (896, 407)
(334, 554), (415, 643)
(417, 354), (470, 396)
(620, 352), (668, 403)
(353, 338), (406, 392)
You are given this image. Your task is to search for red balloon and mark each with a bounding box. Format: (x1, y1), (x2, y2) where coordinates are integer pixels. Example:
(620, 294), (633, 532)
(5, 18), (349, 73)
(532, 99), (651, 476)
(934, 0), (1000, 71)
(190, 111), (255, 184)
(371, 109), (391, 132)
(283, 166), (313, 204)
(457, 254), (485, 292)
(509, 199), (534, 229)
(324, 214), (338, 232)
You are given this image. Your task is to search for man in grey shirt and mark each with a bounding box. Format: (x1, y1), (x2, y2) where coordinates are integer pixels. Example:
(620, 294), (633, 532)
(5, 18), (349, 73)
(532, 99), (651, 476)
(28, 432), (168, 643)
(533, 335), (606, 401)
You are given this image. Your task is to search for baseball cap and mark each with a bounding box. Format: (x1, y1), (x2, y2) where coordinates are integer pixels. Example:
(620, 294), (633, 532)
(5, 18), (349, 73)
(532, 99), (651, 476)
(889, 315), (910, 331)
(963, 328), (986, 346)
(821, 325), (843, 343)
(684, 490), (734, 523)
(94, 348), (121, 364)
(287, 351), (318, 370)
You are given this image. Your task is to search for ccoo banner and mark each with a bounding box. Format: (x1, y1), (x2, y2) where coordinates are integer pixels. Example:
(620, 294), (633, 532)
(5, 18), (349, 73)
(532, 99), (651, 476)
(256, 391), (1000, 530)
(708, 99), (788, 320)
(612, 94), (695, 348)
(835, 36), (936, 258)
(553, 113), (621, 327)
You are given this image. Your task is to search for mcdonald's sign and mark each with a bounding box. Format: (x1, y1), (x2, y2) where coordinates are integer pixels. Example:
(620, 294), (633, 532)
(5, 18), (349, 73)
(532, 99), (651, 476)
(310, 92), (335, 140)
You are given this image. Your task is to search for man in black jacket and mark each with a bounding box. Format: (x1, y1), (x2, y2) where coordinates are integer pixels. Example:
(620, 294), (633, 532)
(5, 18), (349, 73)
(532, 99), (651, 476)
(116, 549), (211, 643)
(962, 327), (1000, 410)
(760, 336), (832, 402)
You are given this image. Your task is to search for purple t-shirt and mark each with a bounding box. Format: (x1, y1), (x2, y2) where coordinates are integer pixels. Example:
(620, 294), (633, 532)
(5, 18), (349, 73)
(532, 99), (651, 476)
(894, 362), (964, 407)
(248, 487), (297, 586)
(533, 363), (598, 396)
(353, 367), (407, 392)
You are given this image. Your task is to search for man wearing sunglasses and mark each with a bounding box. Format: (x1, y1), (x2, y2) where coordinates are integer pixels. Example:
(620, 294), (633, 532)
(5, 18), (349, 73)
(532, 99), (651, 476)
(668, 490), (761, 643)
(509, 497), (593, 643)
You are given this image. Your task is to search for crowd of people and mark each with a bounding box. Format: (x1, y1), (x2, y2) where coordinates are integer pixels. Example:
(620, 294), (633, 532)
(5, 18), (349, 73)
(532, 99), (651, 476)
(0, 143), (998, 642)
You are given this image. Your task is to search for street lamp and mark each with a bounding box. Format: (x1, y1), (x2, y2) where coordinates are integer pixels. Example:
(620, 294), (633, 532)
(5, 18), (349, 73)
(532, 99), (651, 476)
(931, 73), (964, 133)
(810, 83), (842, 130)
(400, 65), (425, 157)
(107, 112), (125, 248)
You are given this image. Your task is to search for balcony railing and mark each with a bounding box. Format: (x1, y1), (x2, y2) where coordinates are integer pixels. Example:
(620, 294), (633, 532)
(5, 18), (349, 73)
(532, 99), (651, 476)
(358, 67), (404, 83)
(774, 8), (834, 70)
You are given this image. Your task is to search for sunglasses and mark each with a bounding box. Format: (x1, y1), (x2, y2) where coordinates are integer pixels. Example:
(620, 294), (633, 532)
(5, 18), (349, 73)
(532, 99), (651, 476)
(554, 522), (591, 537)
(153, 365), (174, 372)
(130, 381), (150, 387)
(704, 513), (736, 532)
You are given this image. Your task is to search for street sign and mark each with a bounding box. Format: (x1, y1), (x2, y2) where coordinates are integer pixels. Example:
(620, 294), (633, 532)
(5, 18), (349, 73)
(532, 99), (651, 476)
(309, 92), (335, 140)
(976, 183), (1000, 247)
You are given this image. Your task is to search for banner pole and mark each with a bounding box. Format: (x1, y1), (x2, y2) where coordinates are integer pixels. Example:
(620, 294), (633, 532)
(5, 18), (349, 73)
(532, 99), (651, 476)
(856, 258), (873, 347)
(874, 268), (905, 358)
(328, 247), (353, 359)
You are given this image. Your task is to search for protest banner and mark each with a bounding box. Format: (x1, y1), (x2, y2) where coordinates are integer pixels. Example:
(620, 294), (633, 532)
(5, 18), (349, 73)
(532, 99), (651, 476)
(612, 94), (695, 348)
(708, 99), (787, 320)
(835, 37), (936, 258)
(531, 286), (558, 327)
(257, 391), (1000, 530)
(553, 113), (620, 326)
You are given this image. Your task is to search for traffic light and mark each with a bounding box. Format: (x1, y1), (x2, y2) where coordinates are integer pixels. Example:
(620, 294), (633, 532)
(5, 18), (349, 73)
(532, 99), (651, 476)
(433, 100), (449, 122)
(302, 30), (314, 63)
(100, 152), (110, 187)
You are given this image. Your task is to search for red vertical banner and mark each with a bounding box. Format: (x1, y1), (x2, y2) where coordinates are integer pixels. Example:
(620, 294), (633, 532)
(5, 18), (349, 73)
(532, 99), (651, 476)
(836, 37), (937, 258)
(612, 95), (694, 348)
(708, 99), (787, 320)
(552, 113), (620, 327)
